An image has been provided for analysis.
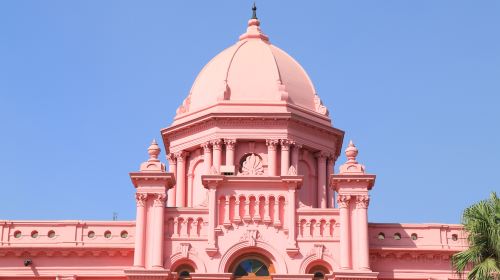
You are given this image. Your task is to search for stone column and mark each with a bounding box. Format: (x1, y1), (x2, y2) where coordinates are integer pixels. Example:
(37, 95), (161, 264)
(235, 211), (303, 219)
(287, 187), (297, 247)
(263, 196), (272, 224)
(152, 193), (166, 268)
(133, 193), (147, 267)
(266, 139), (279, 176)
(356, 195), (371, 270)
(280, 140), (291, 175)
(211, 139), (222, 171)
(175, 151), (187, 207)
(273, 197), (281, 227)
(327, 156), (335, 208)
(166, 153), (177, 207)
(207, 186), (217, 248)
(223, 195), (231, 227)
(338, 195), (352, 270)
(187, 174), (194, 207)
(316, 152), (327, 208)
(225, 139), (236, 167)
(291, 143), (302, 171)
(201, 142), (212, 174)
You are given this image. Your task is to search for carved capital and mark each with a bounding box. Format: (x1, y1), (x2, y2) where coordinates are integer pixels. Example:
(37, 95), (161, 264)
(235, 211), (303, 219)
(337, 195), (351, 208)
(315, 151), (328, 159)
(200, 142), (212, 153)
(266, 139), (279, 151)
(153, 193), (167, 207)
(166, 153), (176, 164)
(356, 195), (370, 209)
(224, 139), (236, 150)
(174, 151), (188, 162)
(211, 139), (223, 150)
(135, 193), (148, 207)
(280, 139), (292, 151)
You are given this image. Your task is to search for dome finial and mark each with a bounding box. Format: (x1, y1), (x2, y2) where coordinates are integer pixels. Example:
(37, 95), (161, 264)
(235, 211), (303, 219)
(251, 2), (258, 19)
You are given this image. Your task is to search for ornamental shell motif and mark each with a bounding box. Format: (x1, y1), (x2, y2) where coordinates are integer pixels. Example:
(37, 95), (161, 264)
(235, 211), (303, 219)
(241, 154), (264, 176)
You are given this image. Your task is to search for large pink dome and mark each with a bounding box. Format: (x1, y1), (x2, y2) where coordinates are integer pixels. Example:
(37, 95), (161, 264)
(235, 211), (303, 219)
(175, 18), (329, 119)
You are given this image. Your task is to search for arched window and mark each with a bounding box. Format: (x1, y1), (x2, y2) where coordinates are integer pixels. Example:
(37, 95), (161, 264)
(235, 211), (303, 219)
(175, 264), (194, 280)
(308, 265), (329, 280)
(233, 259), (270, 277)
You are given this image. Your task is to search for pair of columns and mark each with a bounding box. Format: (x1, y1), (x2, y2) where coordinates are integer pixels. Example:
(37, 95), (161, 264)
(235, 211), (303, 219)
(167, 139), (237, 207)
(166, 152), (187, 207)
(201, 139), (236, 172)
(133, 193), (167, 269)
(266, 139), (298, 176)
(338, 194), (370, 271)
(316, 153), (336, 209)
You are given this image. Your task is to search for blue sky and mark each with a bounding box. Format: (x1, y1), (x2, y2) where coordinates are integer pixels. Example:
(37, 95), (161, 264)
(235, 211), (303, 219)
(0, 1), (498, 223)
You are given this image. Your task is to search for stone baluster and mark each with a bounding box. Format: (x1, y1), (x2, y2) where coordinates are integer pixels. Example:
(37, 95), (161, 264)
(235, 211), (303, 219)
(223, 195), (231, 227)
(243, 197), (251, 223)
(272, 197), (281, 227)
(234, 197), (242, 224)
(263, 196), (272, 224)
(253, 197), (262, 223)
(266, 139), (279, 176)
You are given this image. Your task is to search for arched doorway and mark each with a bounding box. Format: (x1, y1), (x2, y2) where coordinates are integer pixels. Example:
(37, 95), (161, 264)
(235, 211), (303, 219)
(229, 253), (275, 279)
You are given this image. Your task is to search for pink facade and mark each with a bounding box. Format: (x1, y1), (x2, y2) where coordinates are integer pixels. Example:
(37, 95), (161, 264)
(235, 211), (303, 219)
(0, 11), (467, 280)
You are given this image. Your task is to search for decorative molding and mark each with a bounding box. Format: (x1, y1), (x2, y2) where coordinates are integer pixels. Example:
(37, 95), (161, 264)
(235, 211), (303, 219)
(153, 193), (167, 207)
(337, 195), (351, 208)
(266, 139), (279, 151)
(135, 193), (148, 207)
(313, 94), (329, 116)
(240, 154), (264, 176)
(224, 139), (236, 150)
(240, 229), (260, 246)
(174, 151), (188, 162)
(211, 139), (223, 150)
(287, 165), (297, 176)
(200, 142), (212, 153)
(356, 195), (370, 209)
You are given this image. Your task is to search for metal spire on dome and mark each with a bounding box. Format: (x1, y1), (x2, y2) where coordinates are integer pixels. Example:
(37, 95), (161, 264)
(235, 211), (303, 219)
(251, 2), (258, 19)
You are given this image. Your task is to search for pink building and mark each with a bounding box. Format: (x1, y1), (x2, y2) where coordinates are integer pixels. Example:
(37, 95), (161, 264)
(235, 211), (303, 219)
(0, 8), (467, 280)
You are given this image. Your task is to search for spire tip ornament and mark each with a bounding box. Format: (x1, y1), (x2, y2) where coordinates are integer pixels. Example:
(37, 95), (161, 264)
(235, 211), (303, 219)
(251, 2), (258, 19)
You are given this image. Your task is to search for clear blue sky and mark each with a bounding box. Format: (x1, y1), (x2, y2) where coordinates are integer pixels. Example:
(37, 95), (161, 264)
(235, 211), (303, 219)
(1, 1), (498, 223)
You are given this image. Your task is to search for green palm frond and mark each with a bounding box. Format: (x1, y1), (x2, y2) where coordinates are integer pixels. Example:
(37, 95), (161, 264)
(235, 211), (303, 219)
(452, 192), (500, 280)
